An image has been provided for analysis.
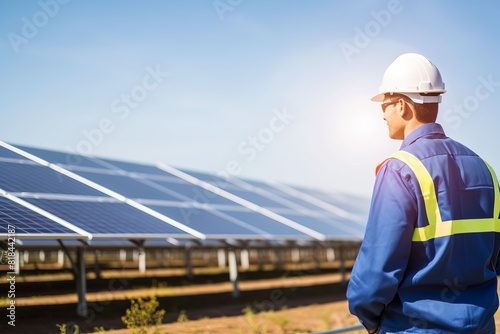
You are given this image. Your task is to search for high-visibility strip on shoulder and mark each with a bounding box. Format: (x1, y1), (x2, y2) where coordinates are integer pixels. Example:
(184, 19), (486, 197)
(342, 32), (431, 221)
(383, 151), (500, 242)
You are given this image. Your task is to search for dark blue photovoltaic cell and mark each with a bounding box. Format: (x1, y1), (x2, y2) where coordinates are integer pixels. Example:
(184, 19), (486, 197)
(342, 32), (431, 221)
(178, 168), (234, 187)
(68, 157), (245, 206)
(175, 171), (302, 209)
(152, 180), (238, 206)
(148, 205), (266, 236)
(0, 197), (79, 236)
(238, 179), (281, 193)
(292, 186), (370, 216)
(0, 161), (104, 196)
(23, 198), (193, 236)
(217, 188), (288, 208)
(279, 212), (363, 238)
(96, 158), (172, 176)
(320, 213), (366, 234)
(238, 179), (336, 212)
(218, 209), (310, 237)
(0, 146), (29, 160)
(13, 144), (109, 169)
(73, 168), (241, 206)
(75, 171), (186, 202)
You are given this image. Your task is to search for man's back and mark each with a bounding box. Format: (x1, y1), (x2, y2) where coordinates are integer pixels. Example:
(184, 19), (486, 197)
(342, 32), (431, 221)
(347, 123), (500, 333)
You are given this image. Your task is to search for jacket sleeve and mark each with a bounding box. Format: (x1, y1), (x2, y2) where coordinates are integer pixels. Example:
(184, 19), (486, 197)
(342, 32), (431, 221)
(347, 160), (417, 329)
(496, 187), (500, 275)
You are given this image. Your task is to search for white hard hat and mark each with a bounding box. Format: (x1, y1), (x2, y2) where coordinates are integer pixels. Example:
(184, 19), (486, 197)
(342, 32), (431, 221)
(371, 53), (446, 104)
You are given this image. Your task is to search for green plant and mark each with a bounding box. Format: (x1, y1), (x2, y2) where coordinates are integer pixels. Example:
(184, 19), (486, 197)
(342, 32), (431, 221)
(56, 324), (66, 334)
(177, 310), (189, 323)
(56, 324), (80, 334)
(121, 296), (166, 334)
(93, 326), (106, 333)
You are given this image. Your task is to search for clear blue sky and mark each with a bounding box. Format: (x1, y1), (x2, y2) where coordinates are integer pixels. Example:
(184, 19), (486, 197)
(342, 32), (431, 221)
(1, 1), (499, 197)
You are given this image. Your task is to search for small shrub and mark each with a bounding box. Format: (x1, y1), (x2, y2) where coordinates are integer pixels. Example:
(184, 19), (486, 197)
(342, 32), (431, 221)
(56, 324), (66, 334)
(56, 324), (80, 334)
(177, 310), (189, 323)
(121, 296), (166, 334)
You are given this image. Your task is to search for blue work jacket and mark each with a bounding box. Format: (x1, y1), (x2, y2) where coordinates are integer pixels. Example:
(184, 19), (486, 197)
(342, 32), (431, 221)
(347, 123), (500, 333)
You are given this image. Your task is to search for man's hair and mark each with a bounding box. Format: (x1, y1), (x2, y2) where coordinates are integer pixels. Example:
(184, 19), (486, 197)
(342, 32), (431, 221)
(386, 93), (439, 123)
(413, 101), (438, 123)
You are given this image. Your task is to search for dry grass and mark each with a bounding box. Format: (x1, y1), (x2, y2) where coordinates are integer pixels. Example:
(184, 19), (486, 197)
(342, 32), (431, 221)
(93, 300), (365, 334)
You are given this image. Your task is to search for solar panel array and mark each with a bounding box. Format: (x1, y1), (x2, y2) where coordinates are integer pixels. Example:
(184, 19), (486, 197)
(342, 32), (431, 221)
(0, 142), (369, 244)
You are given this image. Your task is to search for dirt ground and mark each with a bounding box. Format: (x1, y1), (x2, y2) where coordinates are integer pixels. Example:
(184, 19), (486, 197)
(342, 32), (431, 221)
(104, 299), (365, 334)
(2, 267), (359, 334)
(2, 266), (500, 334)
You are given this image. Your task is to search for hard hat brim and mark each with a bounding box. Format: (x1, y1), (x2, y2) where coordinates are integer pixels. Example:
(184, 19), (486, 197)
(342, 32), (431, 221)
(370, 93), (385, 102)
(371, 91), (446, 104)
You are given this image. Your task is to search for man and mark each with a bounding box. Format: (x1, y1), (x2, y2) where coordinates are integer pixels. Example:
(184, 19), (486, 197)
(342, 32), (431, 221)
(347, 53), (500, 333)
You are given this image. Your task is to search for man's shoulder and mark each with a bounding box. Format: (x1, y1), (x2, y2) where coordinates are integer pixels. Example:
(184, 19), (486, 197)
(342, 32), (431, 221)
(406, 136), (479, 161)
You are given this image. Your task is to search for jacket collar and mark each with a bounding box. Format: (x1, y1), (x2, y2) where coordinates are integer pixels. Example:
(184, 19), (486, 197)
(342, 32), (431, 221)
(400, 123), (447, 150)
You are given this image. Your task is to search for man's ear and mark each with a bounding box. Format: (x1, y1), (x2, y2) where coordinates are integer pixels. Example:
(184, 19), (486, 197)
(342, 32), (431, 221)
(399, 99), (413, 120)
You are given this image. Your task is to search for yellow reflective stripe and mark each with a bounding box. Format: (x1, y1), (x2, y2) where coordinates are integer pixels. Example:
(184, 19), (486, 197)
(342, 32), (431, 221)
(483, 160), (500, 220)
(388, 151), (500, 242)
(412, 218), (500, 242)
(390, 151), (443, 225)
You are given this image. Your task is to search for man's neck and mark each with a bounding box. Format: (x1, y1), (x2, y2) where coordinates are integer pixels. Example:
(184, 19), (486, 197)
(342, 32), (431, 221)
(403, 121), (426, 139)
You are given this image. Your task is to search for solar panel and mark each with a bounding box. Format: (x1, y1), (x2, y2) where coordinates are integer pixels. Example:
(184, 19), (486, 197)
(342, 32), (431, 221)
(41, 155), (319, 239)
(57, 156), (242, 206)
(0, 161), (104, 196)
(177, 169), (231, 185)
(291, 185), (371, 216)
(278, 212), (361, 238)
(13, 144), (110, 169)
(97, 158), (172, 177)
(175, 169), (329, 214)
(205, 176), (367, 230)
(236, 179), (338, 212)
(23, 198), (193, 238)
(151, 179), (238, 206)
(243, 179), (369, 227)
(0, 142), (369, 242)
(0, 197), (82, 238)
(74, 170), (188, 202)
(146, 205), (274, 238)
(216, 209), (312, 238)
(0, 146), (29, 161)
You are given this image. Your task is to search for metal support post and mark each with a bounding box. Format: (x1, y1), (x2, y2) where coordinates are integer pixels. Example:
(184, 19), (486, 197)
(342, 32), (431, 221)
(39, 250), (45, 263)
(276, 249), (285, 270)
(138, 248), (146, 273)
(76, 248), (88, 317)
(240, 249), (250, 270)
(58, 250), (65, 266)
(185, 247), (193, 280)
(94, 250), (101, 279)
(119, 249), (127, 263)
(14, 250), (20, 275)
(326, 247), (335, 262)
(228, 249), (239, 298)
(291, 248), (300, 262)
(217, 248), (226, 268)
